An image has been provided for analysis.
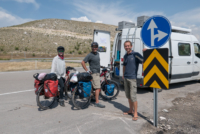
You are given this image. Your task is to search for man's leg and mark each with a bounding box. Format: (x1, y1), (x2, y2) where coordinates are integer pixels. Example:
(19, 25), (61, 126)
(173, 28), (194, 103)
(124, 78), (133, 114)
(133, 101), (138, 119)
(130, 79), (138, 120)
(95, 89), (100, 103)
(91, 73), (105, 108)
(58, 78), (65, 107)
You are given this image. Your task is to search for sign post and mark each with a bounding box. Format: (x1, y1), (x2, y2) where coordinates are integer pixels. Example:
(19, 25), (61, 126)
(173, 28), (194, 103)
(141, 15), (171, 127)
(153, 88), (158, 127)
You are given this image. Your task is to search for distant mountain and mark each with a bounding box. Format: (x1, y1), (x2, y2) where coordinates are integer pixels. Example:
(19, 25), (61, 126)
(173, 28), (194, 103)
(0, 19), (117, 58)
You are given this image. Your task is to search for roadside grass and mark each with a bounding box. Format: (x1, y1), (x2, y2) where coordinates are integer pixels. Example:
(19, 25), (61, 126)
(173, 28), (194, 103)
(0, 61), (85, 72)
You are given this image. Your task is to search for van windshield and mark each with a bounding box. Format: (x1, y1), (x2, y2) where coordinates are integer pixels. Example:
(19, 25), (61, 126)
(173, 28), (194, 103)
(194, 43), (200, 58)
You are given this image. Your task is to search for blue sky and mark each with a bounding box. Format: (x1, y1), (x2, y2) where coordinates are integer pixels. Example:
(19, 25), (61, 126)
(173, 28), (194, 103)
(0, 0), (200, 40)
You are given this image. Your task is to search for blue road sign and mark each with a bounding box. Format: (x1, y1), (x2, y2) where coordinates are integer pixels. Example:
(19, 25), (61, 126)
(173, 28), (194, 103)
(141, 15), (171, 48)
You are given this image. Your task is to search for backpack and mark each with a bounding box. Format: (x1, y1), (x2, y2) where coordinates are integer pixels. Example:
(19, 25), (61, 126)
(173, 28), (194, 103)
(44, 80), (58, 97)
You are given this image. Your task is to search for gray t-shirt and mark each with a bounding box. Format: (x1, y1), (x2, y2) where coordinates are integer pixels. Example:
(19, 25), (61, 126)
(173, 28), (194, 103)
(83, 52), (100, 73)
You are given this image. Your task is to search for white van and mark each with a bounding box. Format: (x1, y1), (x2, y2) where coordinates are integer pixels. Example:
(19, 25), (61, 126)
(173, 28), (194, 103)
(110, 17), (200, 89)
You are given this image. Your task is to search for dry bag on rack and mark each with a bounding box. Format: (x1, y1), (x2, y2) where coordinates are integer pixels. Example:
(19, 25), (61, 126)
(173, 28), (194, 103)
(77, 72), (93, 82)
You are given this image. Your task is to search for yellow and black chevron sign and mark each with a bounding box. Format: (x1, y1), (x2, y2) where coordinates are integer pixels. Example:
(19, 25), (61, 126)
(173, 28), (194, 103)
(143, 48), (169, 89)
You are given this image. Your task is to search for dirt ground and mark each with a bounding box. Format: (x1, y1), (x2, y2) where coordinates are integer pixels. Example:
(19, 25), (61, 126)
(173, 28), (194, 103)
(0, 61), (84, 72)
(141, 91), (200, 134)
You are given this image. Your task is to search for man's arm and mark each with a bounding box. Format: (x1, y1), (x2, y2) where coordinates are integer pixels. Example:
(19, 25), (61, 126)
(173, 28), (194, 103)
(51, 58), (57, 74)
(123, 66), (125, 79)
(135, 53), (143, 64)
(81, 61), (88, 72)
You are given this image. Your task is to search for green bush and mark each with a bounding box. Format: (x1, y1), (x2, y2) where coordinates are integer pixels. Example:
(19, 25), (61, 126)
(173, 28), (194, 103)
(78, 51), (82, 54)
(84, 50), (87, 53)
(32, 53), (35, 57)
(25, 47), (28, 51)
(15, 47), (19, 50)
(69, 51), (72, 54)
(0, 48), (3, 51)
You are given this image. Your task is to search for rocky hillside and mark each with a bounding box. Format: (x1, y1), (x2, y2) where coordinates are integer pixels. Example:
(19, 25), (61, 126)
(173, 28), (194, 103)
(0, 19), (117, 59)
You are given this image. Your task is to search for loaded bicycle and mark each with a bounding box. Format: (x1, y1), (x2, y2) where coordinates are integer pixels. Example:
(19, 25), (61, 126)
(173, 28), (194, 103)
(71, 67), (119, 109)
(34, 66), (76, 110)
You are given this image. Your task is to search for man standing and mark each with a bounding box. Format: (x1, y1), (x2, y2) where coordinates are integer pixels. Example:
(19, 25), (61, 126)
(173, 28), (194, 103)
(122, 41), (144, 121)
(51, 46), (66, 107)
(81, 42), (105, 108)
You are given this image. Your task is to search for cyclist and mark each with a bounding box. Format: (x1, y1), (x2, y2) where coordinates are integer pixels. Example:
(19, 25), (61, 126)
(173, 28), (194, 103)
(81, 42), (105, 108)
(51, 46), (66, 107)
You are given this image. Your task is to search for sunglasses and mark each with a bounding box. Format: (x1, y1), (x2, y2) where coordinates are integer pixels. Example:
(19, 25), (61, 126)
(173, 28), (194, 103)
(92, 46), (98, 48)
(58, 50), (64, 52)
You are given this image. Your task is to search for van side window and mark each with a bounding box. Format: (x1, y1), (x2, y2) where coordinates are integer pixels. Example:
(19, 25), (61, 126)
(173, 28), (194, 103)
(178, 43), (191, 56)
(194, 43), (200, 58)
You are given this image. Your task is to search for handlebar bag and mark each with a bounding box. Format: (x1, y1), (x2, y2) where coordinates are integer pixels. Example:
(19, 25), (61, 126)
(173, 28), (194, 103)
(44, 80), (58, 97)
(77, 73), (93, 82)
(105, 84), (115, 96)
(78, 81), (92, 98)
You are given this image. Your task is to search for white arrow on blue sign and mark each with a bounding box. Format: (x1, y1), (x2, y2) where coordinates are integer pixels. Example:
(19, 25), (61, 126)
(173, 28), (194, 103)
(141, 15), (171, 48)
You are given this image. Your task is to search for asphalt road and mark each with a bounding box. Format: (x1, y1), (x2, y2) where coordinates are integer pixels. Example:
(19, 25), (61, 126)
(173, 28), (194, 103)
(0, 69), (200, 134)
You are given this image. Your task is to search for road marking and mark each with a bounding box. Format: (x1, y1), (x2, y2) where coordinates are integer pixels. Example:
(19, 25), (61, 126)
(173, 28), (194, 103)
(76, 125), (82, 134)
(0, 89), (34, 96)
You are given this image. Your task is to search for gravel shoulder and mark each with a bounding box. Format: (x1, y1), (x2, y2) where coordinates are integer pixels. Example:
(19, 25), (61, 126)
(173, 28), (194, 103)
(141, 90), (200, 134)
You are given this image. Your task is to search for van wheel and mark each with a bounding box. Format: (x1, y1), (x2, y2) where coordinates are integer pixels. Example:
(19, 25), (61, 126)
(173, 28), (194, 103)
(149, 88), (162, 92)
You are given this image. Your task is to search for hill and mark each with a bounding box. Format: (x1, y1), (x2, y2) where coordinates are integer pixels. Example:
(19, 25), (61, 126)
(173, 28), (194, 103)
(0, 19), (117, 59)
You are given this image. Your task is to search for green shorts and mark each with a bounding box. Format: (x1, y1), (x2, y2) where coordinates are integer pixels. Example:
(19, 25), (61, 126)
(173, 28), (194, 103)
(124, 78), (137, 102)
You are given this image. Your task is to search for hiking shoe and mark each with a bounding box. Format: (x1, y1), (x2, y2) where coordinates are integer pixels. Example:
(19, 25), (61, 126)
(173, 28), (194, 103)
(59, 100), (65, 107)
(94, 103), (105, 108)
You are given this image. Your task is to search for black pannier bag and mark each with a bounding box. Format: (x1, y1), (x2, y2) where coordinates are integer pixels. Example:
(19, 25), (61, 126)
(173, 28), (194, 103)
(43, 73), (57, 81)
(77, 72), (93, 82)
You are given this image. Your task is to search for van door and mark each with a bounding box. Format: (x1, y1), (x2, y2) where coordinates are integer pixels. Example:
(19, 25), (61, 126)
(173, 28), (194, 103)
(192, 43), (200, 79)
(170, 40), (193, 83)
(93, 30), (111, 67)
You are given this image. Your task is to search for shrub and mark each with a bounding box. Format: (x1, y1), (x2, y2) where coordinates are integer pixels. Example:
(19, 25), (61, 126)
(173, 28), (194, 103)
(32, 53), (35, 57)
(15, 47), (19, 50)
(78, 51), (82, 54)
(25, 47), (28, 51)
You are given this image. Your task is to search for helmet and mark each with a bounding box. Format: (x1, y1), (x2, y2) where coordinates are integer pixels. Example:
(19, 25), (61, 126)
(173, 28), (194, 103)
(91, 42), (99, 47)
(57, 46), (65, 52)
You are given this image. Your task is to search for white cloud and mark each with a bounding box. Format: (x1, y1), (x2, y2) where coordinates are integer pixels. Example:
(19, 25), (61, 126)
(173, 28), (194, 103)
(168, 8), (200, 41)
(14, 0), (40, 9)
(0, 7), (33, 27)
(71, 16), (91, 22)
(72, 1), (163, 26)
(72, 1), (200, 41)
(95, 21), (103, 23)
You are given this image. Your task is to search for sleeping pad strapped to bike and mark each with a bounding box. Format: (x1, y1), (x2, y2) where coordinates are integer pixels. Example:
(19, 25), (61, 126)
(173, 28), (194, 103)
(33, 73), (58, 97)
(70, 72), (93, 98)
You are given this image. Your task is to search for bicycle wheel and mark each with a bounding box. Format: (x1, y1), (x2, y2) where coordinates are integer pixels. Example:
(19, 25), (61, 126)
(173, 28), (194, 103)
(64, 79), (72, 100)
(100, 80), (120, 100)
(72, 85), (91, 109)
(36, 84), (56, 110)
